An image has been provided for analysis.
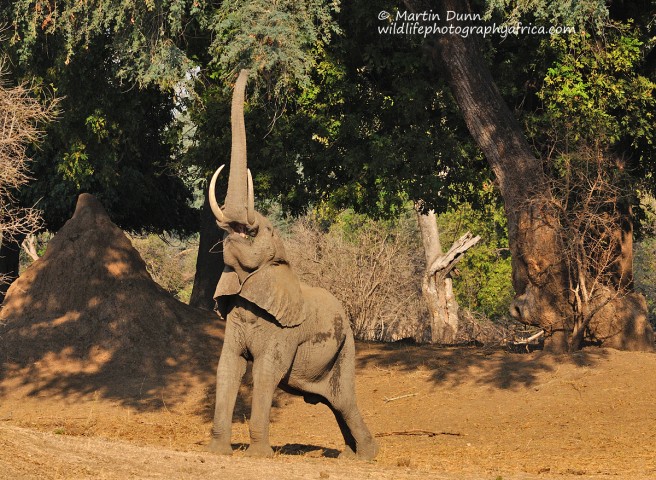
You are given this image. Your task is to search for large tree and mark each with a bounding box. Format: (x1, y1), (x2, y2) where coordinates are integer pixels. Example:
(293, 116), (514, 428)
(1, 2), (200, 293)
(403, 0), (655, 351)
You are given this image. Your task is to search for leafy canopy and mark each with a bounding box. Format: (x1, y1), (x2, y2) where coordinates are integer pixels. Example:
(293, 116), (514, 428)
(484, 0), (609, 30)
(6, 34), (197, 234)
(189, 0), (490, 220)
(532, 26), (655, 157)
(209, 0), (340, 100)
(7, 0), (201, 88)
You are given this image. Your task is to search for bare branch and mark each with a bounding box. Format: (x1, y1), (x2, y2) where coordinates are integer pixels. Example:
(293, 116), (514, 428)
(0, 62), (58, 245)
(21, 234), (40, 262)
(426, 232), (481, 279)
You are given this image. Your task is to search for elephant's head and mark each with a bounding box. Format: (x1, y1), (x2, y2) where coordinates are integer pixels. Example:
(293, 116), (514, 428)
(210, 69), (303, 327)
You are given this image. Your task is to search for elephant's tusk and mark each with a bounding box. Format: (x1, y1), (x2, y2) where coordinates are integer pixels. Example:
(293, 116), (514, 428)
(209, 165), (227, 223)
(247, 168), (255, 226)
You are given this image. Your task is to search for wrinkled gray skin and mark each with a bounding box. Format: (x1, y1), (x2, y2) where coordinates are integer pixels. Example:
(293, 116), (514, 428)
(206, 70), (378, 460)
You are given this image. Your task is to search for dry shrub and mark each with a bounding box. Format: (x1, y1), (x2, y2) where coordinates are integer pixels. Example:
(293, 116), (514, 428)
(0, 61), (58, 244)
(129, 234), (198, 303)
(285, 214), (429, 342)
(528, 149), (649, 350)
(455, 309), (514, 347)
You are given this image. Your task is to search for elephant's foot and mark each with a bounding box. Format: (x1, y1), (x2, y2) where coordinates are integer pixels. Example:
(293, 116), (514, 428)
(244, 443), (274, 458)
(244, 443), (273, 458)
(338, 446), (356, 459)
(354, 439), (379, 461)
(206, 438), (233, 456)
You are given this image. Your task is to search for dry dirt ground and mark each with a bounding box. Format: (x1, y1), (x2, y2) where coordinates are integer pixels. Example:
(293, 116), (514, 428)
(1, 343), (655, 479)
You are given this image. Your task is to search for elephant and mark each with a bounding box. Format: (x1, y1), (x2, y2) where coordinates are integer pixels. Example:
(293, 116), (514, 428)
(206, 69), (379, 460)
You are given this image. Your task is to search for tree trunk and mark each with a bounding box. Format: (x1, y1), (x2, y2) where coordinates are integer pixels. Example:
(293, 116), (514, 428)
(189, 193), (225, 311)
(416, 208), (458, 343)
(404, 0), (654, 351)
(428, 0), (568, 347)
(613, 201), (634, 289)
(0, 234), (24, 304)
(416, 205), (480, 344)
(22, 234), (40, 262)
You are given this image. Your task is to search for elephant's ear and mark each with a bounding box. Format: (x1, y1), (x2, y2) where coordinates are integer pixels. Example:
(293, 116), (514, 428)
(240, 262), (304, 327)
(214, 266), (242, 319)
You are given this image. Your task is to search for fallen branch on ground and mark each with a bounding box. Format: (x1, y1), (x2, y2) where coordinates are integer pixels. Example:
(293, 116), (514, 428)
(375, 429), (463, 437)
(513, 330), (544, 344)
(383, 393), (418, 403)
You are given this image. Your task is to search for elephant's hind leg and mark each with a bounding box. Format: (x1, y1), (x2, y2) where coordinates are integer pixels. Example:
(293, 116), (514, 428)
(326, 402), (357, 457)
(326, 389), (379, 460)
(323, 336), (378, 460)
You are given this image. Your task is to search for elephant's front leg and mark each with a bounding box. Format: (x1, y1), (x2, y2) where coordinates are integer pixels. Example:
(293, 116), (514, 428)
(246, 342), (296, 457)
(208, 342), (247, 455)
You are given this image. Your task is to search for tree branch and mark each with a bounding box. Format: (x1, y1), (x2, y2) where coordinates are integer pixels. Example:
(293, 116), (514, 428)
(426, 232), (481, 279)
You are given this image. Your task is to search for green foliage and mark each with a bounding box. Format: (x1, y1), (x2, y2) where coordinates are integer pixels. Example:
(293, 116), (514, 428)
(303, 0), (488, 217)
(531, 27), (655, 156)
(185, 76), (327, 215)
(524, 23), (655, 239)
(209, 0), (340, 100)
(485, 5), (654, 194)
(189, 0), (489, 219)
(484, 0), (609, 30)
(6, 0), (200, 88)
(58, 142), (93, 189)
(327, 207), (418, 244)
(436, 189), (514, 320)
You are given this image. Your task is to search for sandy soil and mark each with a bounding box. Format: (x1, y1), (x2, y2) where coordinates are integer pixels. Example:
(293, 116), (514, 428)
(1, 343), (655, 479)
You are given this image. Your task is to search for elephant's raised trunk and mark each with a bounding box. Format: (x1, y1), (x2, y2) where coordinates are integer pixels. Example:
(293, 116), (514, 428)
(214, 69), (255, 227)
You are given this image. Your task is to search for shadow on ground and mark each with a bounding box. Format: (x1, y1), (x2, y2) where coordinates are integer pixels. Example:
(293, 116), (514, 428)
(226, 443), (341, 458)
(0, 194), (227, 413)
(356, 342), (610, 390)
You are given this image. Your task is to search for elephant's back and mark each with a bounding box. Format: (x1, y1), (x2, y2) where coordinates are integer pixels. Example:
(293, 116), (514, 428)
(300, 283), (346, 315)
(299, 283), (350, 339)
